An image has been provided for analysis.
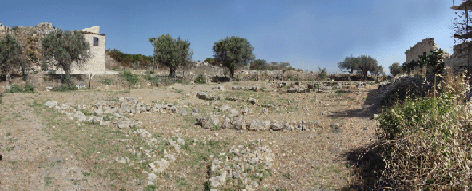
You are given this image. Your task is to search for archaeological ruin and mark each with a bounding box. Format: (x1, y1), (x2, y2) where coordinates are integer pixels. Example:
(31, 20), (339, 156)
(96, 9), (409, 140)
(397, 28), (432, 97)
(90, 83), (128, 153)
(0, 22), (111, 75)
(405, 38), (451, 63)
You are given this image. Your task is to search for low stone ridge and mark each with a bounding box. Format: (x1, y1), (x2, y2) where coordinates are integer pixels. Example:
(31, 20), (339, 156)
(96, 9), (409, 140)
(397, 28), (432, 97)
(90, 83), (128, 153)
(196, 115), (320, 132)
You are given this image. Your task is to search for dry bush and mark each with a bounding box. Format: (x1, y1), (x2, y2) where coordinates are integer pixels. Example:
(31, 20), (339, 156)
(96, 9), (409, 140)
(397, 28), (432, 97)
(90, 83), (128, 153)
(376, 94), (472, 189)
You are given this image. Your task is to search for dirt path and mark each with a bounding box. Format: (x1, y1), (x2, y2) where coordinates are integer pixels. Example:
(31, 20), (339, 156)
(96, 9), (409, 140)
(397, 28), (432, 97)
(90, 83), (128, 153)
(0, 94), (111, 190)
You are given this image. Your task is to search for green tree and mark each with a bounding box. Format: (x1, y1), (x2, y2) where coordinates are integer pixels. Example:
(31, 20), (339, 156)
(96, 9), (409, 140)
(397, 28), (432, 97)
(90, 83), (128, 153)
(42, 29), (90, 84)
(213, 36), (255, 79)
(338, 54), (379, 80)
(250, 59), (268, 70)
(150, 34), (192, 77)
(337, 55), (358, 74)
(356, 55), (379, 81)
(389, 62), (403, 77)
(0, 34), (24, 85)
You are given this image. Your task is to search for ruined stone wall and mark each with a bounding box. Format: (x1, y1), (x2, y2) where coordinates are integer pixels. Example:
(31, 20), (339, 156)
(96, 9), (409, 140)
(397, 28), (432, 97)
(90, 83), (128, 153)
(405, 38), (438, 63)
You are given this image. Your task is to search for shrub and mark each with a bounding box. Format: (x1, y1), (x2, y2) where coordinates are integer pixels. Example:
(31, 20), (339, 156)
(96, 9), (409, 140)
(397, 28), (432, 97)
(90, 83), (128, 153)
(4, 84), (35, 93)
(52, 84), (76, 92)
(144, 74), (159, 86)
(145, 70), (155, 75)
(380, 75), (431, 106)
(41, 62), (49, 71)
(100, 78), (113, 85)
(119, 70), (139, 87)
(375, 95), (472, 189)
(195, 74), (206, 84)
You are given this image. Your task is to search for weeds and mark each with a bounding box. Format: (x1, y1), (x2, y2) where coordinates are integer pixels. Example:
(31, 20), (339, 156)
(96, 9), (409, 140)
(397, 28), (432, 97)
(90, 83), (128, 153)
(4, 84), (35, 93)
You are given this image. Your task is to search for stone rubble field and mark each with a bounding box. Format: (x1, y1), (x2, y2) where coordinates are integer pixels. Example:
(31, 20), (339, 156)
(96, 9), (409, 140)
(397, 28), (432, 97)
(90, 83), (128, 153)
(0, 80), (379, 190)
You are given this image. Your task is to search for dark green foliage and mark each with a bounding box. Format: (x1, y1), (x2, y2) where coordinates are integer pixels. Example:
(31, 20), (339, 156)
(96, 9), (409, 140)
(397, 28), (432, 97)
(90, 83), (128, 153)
(4, 84), (35, 93)
(108, 49), (152, 69)
(195, 74), (206, 84)
(213, 36), (255, 78)
(389, 62), (403, 77)
(100, 78), (113, 85)
(119, 71), (139, 88)
(250, 59), (269, 70)
(318, 67), (327, 81)
(42, 29), (90, 84)
(0, 34), (24, 76)
(52, 84), (76, 92)
(378, 95), (456, 140)
(401, 49), (446, 77)
(145, 70), (155, 75)
(144, 73), (159, 86)
(338, 54), (379, 80)
(149, 34), (193, 77)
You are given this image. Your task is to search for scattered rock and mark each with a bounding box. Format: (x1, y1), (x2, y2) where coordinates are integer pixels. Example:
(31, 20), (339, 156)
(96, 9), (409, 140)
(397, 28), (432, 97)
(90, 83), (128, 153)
(179, 109), (187, 116)
(247, 97), (257, 105)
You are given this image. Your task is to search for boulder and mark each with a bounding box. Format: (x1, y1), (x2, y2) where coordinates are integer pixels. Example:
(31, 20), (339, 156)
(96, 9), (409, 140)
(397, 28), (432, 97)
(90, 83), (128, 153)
(287, 88), (297, 93)
(196, 92), (208, 100)
(179, 109), (187, 116)
(201, 115), (220, 129)
(221, 117), (232, 129)
(232, 120), (246, 130)
(247, 97), (257, 105)
(220, 104), (230, 112)
(270, 121), (283, 131)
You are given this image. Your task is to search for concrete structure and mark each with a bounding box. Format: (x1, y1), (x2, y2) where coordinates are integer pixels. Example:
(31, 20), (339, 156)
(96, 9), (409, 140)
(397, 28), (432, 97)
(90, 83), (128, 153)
(405, 38), (451, 63)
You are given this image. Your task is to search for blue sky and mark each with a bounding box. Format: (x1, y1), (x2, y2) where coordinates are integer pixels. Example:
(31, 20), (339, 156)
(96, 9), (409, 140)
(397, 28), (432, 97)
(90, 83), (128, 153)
(0, 0), (460, 73)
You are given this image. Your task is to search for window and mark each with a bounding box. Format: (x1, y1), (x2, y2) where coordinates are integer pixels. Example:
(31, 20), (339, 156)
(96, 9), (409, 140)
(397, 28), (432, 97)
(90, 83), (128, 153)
(93, 38), (98, 46)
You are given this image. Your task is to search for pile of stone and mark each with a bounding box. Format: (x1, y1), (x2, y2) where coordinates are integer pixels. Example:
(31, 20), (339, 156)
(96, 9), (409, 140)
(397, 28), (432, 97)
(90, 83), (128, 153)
(208, 140), (274, 190)
(224, 97), (278, 109)
(45, 101), (112, 126)
(44, 96), (188, 130)
(122, 128), (186, 186)
(231, 86), (267, 92)
(197, 113), (320, 131)
(196, 92), (221, 101)
(212, 86), (225, 91)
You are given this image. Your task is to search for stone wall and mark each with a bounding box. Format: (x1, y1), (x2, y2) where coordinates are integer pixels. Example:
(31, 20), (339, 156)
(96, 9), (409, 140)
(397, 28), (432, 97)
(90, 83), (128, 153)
(405, 38), (438, 63)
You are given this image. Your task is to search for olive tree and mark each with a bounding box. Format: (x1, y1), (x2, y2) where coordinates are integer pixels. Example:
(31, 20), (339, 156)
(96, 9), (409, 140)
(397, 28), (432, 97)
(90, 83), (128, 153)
(338, 54), (379, 81)
(213, 36), (255, 79)
(389, 62), (403, 77)
(42, 29), (90, 84)
(0, 34), (24, 87)
(150, 34), (192, 77)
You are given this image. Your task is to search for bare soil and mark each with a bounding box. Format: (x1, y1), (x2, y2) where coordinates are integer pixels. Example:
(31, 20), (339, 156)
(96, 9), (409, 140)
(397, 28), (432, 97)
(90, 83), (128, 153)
(0, 80), (381, 190)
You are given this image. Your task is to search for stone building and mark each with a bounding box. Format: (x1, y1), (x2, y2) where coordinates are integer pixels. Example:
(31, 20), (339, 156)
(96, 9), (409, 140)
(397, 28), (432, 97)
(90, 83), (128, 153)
(405, 38), (451, 63)
(0, 22), (111, 75)
(60, 26), (107, 74)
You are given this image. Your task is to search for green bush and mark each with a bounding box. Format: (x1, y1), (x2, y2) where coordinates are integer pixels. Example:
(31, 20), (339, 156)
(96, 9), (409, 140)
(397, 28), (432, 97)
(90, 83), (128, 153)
(119, 70), (139, 87)
(145, 70), (155, 75)
(52, 84), (76, 92)
(375, 95), (471, 189)
(4, 84), (35, 93)
(144, 74), (159, 86)
(100, 78), (113, 85)
(377, 95), (455, 141)
(195, 74), (206, 84)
